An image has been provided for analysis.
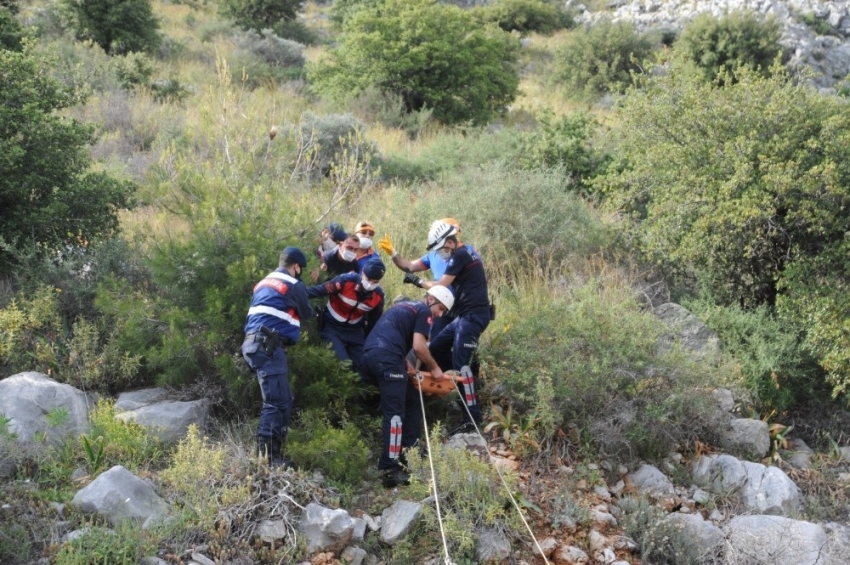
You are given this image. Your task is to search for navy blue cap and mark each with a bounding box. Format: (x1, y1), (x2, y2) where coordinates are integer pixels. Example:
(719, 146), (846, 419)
(327, 222), (347, 242)
(282, 246), (308, 268)
(362, 257), (386, 280)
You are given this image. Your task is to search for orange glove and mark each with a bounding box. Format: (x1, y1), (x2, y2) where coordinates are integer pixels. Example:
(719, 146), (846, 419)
(377, 234), (396, 257)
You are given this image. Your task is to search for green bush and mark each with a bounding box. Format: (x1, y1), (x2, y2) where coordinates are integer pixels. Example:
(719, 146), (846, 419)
(53, 523), (155, 565)
(0, 47), (136, 269)
(287, 411), (370, 485)
(486, 274), (728, 460)
(159, 425), (250, 529)
(328, 0), (378, 28)
(554, 17), (655, 101)
(87, 399), (163, 471)
(683, 297), (824, 414)
(0, 5), (23, 50)
(346, 87), (433, 137)
(218, 0), (301, 32)
(598, 65), (850, 401)
(236, 29), (304, 68)
(472, 0), (571, 35)
(674, 11), (783, 83)
(295, 111), (375, 176)
(63, 0), (161, 55)
(405, 425), (524, 561)
(310, 0), (520, 125)
(230, 28), (305, 87)
(516, 109), (610, 188)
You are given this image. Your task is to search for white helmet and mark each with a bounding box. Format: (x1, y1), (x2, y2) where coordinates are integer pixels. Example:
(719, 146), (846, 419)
(427, 219), (457, 251)
(427, 285), (454, 311)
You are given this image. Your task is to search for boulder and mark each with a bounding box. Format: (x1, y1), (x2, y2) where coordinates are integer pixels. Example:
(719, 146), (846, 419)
(341, 546), (367, 565)
(70, 465), (169, 526)
(114, 399), (208, 443)
(0, 372), (93, 444)
(738, 460), (801, 515)
(380, 500), (422, 545)
(476, 526), (511, 564)
(114, 388), (170, 412)
(779, 438), (815, 469)
(554, 545), (589, 565)
(692, 454), (748, 495)
(724, 417), (770, 458)
(692, 453), (800, 515)
(665, 513), (724, 561)
(298, 503), (355, 554)
(725, 515), (838, 565)
(627, 464), (676, 497)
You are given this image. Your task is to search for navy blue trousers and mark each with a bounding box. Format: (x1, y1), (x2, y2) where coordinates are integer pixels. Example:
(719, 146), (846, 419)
(428, 308), (490, 422)
(242, 338), (292, 441)
(362, 353), (423, 470)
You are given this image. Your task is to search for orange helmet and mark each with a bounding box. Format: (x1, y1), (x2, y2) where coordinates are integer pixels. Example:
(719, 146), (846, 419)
(353, 221), (375, 235)
(441, 218), (460, 233)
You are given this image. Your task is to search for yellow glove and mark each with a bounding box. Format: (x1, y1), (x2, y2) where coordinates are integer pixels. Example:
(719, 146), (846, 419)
(377, 234), (396, 257)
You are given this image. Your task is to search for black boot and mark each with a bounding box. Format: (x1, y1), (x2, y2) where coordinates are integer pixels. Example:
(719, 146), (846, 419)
(257, 434), (294, 469)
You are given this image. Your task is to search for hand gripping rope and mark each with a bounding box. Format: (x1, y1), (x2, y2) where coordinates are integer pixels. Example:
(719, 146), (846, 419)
(411, 370), (552, 565)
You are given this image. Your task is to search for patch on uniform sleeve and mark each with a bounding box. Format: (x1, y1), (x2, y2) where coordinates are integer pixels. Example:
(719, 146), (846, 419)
(427, 316), (433, 325)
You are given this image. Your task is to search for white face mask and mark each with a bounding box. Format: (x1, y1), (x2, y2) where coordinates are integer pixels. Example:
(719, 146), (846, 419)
(437, 247), (453, 260)
(341, 249), (357, 262)
(358, 236), (373, 249)
(321, 238), (337, 252)
(361, 275), (378, 291)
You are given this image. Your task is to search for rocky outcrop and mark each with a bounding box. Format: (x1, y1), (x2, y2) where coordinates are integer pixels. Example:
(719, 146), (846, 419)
(692, 454), (801, 514)
(573, 0), (850, 91)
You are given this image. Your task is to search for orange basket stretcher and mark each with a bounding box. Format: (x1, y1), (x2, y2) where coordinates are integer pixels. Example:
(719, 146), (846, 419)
(409, 371), (463, 397)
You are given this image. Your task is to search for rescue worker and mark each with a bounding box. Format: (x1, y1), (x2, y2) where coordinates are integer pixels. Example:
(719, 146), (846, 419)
(314, 234), (361, 282)
(352, 221), (379, 272)
(361, 286), (455, 487)
(242, 246), (313, 467)
(306, 257), (386, 378)
(311, 222), (348, 282)
(377, 217), (469, 338)
(404, 220), (490, 435)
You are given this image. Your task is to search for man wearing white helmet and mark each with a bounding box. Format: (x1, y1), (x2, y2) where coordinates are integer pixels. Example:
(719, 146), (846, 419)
(360, 285), (454, 488)
(403, 219), (491, 435)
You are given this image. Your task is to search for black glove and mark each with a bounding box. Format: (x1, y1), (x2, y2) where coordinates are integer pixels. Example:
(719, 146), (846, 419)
(403, 272), (424, 288)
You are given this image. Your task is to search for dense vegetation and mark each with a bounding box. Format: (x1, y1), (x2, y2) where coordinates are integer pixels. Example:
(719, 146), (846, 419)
(2, 0), (850, 561)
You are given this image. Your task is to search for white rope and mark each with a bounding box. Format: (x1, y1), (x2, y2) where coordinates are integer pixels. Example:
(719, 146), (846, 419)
(415, 373), (455, 565)
(451, 377), (553, 565)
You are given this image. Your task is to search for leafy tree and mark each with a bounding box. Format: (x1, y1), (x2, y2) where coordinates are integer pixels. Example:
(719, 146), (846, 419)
(472, 0), (572, 35)
(675, 11), (783, 83)
(310, 0), (520, 125)
(599, 64), (850, 400)
(554, 17), (654, 101)
(218, 0), (310, 41)
(0, 6), (23, 51)
(64, 0), (160, 54)
(0, 48), (135, 268)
